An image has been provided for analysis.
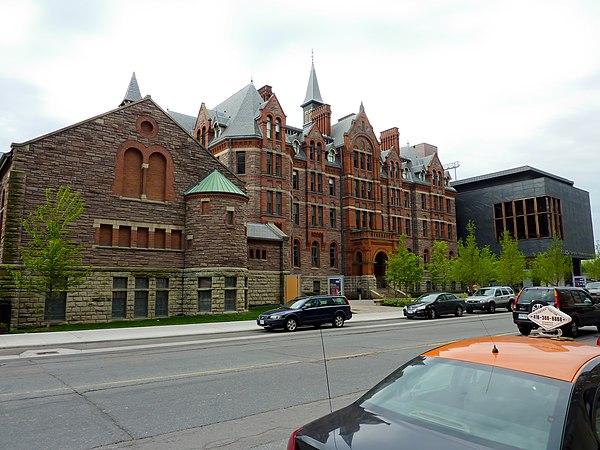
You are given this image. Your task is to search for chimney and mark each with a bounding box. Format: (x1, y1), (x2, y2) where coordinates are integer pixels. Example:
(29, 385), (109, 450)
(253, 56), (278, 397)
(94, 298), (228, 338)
(414, 143), (438, 157)
(258, 85), (273, 102)
(311, 104), (332, 136)
(380, 127), (400, 153)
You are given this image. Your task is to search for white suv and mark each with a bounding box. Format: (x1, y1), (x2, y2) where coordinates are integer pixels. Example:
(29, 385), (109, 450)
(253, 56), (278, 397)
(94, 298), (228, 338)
(465, 286), (516, 313)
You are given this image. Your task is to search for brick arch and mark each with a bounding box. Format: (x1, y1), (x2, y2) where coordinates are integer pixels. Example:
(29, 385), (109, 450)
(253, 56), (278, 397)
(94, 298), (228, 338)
(113, 140), (175, 201)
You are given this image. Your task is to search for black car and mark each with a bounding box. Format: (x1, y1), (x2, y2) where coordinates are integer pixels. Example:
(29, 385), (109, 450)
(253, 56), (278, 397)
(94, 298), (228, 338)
(288, 335), (600, 450)
(513, 286), (600, 337)
(403, 293), (465, 319)
(257, 295), (352, 332)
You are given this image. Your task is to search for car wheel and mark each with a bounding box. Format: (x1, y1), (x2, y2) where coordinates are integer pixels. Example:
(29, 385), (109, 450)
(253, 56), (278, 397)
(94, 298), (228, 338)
(518, 325), (532, 336)
(466, 308), (473, 314)
(488, 302), (496, 314)
(428, 308), (437, 319)
(332, 314), (345, 328)
(563, 320), (578, 338)
(455, 305), (464, 317)
(507, 301), (514, 312)
(284, 317), (298, 332)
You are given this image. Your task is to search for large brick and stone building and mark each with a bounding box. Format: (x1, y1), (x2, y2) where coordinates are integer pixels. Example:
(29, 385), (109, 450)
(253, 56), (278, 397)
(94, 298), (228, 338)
(0, 65), (457, 328)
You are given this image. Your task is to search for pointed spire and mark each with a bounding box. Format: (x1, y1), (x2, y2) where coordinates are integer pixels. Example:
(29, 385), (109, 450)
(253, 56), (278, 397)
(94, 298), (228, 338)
(301, 60), (324, 108)
(359, 101), (365, 113)
(120, 72), (142, 107)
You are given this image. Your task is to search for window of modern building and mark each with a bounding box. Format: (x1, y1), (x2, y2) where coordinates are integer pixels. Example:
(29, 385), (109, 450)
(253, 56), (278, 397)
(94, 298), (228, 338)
(198, 277), (212, 312)
(224, 277), (237, 312)
(134, 277), (149, 318)
(493, 196), (563, 241)
(311, 242), (320, 267)
(236, 152), (245, 175)
(112, 277), (128, 319)
(330, 243), (338, 268)
(155, 277), (169, 317)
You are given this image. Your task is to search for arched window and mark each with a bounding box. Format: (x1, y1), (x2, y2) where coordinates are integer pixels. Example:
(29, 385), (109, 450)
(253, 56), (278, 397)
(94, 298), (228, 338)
(262, 250), (267, 259)
(123, 148), (143, 198)
(316, 142), (322, 162)
(293, 240), (301, 267)
(423, 249), (429, 264)
(396, 163), (400, 179)
(310, 141), (315, 160)
(329, 243), (338, 268)
(311, 241), (320, 267)
(147, 152), (167, 201)
(249, 249), (254, 259)
(266, 116), (272, 139)
(275, 118), (281, 141)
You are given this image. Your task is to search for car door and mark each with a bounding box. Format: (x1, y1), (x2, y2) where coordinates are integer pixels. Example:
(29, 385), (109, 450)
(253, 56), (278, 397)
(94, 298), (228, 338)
(573, 290), (600, 326)
(300, 298), (321, 324)
(437, 294), (450, 315)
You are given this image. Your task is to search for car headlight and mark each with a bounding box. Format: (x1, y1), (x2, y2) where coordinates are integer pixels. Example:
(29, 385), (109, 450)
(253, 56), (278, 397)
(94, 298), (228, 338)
(414, 305), (426, 311)
(480, 299), (488, 303)
(270, 314), (284, 319)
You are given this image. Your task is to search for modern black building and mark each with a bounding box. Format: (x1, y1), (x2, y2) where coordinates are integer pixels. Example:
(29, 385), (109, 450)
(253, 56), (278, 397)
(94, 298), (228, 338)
(452, 166), (595, 275)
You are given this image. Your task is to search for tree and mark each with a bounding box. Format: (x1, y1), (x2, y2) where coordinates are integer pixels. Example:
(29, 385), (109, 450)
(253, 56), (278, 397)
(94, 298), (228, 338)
(531, 235), (573, 286)
(496, 230), (526, 289)
(582, 243), (600, 280)
(386, 234), (423, 293)
(11, 185), (90, 325)
(452, 221), (497, 289)
(428, 240), (452, 290)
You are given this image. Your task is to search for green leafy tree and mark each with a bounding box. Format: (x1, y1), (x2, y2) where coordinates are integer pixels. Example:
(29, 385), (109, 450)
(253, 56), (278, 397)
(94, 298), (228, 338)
(12, 185), (90, 325)
(582, 243), (600, 280)
(496, 230), (526, 289)
(386, 234), (423, 293)
(428, 240), (452, 290)
(531, 235), (573, 286)
(452, 221), (497, 288)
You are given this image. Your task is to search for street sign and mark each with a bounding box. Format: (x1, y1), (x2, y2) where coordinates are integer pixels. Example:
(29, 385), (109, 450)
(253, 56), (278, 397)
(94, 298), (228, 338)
(528, 305), (572, 331)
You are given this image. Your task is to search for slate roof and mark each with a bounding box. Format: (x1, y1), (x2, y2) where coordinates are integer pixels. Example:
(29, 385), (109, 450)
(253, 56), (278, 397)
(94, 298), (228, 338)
(301, 61), (324, 107)
(120, 72), (142, 106)
(167, 110), (196, 134)
(184, 169), (248, 197)
(247, 223), (286, 241)
(330, 114), (355, 147)
(208, 83), (264, 146)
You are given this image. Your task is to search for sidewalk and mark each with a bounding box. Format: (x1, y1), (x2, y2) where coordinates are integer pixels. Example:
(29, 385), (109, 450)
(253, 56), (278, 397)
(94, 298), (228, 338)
(0, 300), (404, 349)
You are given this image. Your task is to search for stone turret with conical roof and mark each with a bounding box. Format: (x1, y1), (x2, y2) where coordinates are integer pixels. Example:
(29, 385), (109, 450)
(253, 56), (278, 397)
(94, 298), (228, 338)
(120, 72), (142, 106)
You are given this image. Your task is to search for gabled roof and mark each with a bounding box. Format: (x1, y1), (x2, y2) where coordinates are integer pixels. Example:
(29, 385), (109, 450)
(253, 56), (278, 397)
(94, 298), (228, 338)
(120, 72), (142, 106)
(301, 61), (324, 108)
(184, 169), (248, 197)
(330, 114), (355, 147)
(208, 83), (264, 146)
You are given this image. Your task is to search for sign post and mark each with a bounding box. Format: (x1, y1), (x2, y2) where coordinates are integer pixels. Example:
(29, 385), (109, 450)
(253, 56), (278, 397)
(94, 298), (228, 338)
(527, 305), (572, 339)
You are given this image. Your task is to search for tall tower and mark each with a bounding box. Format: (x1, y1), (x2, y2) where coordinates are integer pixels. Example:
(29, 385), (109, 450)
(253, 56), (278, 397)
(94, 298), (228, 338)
(301, 61), (331, 136)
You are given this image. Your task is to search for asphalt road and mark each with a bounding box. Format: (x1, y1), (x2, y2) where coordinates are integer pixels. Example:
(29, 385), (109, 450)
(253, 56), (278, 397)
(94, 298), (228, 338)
(1, 312), (598, 449)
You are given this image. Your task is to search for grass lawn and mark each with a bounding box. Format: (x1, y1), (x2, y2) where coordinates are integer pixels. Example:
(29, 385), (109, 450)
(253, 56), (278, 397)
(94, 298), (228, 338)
(11, 305), (277, 334)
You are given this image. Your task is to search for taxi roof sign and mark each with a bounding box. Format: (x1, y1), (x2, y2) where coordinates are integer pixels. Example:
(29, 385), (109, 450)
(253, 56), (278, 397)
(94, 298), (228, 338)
(528, 305), (572, 331)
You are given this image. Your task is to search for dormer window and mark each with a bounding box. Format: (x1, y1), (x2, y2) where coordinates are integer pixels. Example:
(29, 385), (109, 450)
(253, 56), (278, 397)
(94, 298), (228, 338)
(326, 148), (335, 163)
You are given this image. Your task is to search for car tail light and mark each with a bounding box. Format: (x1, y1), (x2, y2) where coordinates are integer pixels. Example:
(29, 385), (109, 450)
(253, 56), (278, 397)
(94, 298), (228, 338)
(553, 289), (561, 309)
(597, 336), (600, 346)
(287, 427), (302, 450)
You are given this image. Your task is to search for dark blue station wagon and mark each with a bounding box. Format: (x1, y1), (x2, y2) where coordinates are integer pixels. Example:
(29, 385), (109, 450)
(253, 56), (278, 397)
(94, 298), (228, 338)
(257, 295), (352, 331)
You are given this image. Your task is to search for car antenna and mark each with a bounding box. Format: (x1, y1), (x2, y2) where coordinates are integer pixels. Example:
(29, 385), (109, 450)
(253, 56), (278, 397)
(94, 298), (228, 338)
(477, 312), (499, 354)
(319, 327), (334, 413)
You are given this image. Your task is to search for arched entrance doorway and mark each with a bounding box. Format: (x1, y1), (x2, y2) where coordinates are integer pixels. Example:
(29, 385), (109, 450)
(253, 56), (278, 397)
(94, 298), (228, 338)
(374, 251), (387, 288)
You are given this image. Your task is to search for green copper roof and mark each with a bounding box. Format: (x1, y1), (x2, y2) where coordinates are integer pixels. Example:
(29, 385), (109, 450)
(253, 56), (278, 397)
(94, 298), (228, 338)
(185, 170), (247, 197)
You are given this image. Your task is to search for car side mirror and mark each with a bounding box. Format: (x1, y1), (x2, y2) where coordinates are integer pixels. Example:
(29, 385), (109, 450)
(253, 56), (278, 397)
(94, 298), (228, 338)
(585, 299), (593, 306)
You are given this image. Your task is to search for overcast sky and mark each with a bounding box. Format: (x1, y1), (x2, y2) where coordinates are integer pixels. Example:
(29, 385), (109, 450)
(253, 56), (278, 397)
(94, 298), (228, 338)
(1, 0), (599, 242)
